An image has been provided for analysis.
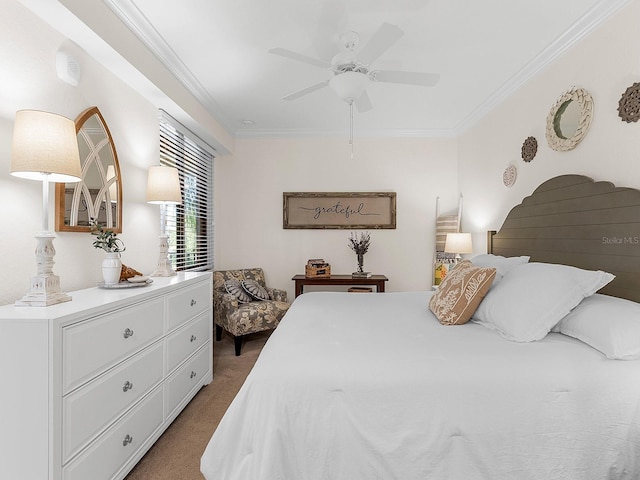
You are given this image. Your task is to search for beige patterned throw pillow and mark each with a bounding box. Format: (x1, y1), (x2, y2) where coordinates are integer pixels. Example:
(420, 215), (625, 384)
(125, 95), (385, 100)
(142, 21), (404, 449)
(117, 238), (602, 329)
(429, 260), (496, 325)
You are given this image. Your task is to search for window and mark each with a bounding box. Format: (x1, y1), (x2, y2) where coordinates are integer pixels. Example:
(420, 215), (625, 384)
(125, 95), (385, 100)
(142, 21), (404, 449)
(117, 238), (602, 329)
(159, 110), (214, 271)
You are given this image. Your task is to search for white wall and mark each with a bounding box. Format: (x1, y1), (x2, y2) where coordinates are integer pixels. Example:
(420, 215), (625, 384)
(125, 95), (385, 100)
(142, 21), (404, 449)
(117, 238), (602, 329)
(214, 136), (458, 300)
(1, 0), (458, 307)
(7, 0), (637, 306)
(458, 0), (640, 250)
(213, 3), (640, 300)
(0, 0), (162, 305)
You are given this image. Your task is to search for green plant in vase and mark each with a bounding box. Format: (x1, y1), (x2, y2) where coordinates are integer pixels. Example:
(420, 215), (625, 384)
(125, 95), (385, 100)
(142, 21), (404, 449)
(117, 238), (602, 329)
(90, 218), (125, 285)
(89, 218), (126, 253)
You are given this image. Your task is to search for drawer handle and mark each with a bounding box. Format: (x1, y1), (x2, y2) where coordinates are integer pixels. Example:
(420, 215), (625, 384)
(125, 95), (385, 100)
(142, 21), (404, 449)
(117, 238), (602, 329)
(190, 371), (196, 379)
(122, 381), (134, 392)
(190, 299), (197, 307)
(123, 328), (134, 339)
(190, 334), (197, 343)
(122, 434), (133, 446)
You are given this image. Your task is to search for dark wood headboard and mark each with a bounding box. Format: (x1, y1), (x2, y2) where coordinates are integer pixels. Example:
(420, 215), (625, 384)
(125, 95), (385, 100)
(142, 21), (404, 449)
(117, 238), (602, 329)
(488, 174), (640, 302)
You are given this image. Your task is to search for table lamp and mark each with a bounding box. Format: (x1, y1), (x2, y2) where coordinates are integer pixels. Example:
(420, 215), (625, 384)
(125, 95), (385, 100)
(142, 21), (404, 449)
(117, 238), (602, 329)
(10, 110), (82, 306)
(147, 165), (182, 276)
(444, 232), (473, 262)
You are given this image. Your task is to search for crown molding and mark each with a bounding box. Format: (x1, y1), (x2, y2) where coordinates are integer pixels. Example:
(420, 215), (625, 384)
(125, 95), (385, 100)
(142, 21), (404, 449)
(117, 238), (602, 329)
(454, 0), (632, 135)
(103, 0), (630, 140)
(103, 0), (235, 132)
(234, 127), (456, 139)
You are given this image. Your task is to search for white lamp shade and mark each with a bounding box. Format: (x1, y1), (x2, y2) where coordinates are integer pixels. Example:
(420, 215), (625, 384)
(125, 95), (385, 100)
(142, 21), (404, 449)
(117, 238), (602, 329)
(147, 165), (182, 204)
(444, 233), (473, 254)
(11, 110), (82, 183)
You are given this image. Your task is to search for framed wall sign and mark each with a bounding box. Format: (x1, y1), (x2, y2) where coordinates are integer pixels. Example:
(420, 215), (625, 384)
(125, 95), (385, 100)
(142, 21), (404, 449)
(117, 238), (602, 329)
(283, 192), (396, 229)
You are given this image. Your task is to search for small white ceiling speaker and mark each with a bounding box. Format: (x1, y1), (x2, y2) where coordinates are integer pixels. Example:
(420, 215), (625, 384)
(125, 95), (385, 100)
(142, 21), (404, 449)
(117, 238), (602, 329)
(56, 49), (81, 86)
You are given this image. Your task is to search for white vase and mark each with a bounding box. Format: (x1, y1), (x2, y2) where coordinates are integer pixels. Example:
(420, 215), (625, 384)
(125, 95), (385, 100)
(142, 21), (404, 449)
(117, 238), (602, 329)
(102, 252), (122, 285)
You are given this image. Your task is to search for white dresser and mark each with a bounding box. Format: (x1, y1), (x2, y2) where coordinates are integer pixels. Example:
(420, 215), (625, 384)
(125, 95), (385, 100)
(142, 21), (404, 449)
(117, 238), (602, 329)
(0, 272), (213, 480)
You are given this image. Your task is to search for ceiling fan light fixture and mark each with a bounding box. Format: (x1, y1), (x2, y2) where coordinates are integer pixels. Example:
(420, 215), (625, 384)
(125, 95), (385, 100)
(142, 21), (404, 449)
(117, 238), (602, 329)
(329, 71), (369, 103)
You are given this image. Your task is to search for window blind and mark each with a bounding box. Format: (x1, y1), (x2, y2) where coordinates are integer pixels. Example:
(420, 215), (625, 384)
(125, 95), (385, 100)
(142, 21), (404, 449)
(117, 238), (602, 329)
(158, 110), (214, 271)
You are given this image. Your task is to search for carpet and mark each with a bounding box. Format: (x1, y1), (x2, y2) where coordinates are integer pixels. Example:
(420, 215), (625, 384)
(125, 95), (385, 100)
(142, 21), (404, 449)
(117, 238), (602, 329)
(124, 331), (270, 480)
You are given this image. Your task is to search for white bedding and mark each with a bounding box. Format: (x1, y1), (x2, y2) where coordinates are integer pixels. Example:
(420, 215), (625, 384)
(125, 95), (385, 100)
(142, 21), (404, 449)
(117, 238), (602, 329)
(201, 291), (640, 480)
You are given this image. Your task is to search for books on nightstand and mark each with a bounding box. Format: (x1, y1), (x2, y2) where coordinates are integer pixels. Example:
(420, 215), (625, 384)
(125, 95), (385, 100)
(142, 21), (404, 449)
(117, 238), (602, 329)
(351, 271), (372, 278)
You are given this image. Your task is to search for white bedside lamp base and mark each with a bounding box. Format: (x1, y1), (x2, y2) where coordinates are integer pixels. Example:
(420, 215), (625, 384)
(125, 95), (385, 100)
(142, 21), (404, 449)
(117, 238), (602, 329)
(151, 234), (176, 277)
(15, 232), (72, 306)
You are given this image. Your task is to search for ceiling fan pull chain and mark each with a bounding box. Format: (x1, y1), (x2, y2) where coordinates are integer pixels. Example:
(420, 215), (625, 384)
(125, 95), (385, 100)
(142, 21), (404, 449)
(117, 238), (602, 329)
(349, 101), (354, 159)
(349, 100), (353, 145)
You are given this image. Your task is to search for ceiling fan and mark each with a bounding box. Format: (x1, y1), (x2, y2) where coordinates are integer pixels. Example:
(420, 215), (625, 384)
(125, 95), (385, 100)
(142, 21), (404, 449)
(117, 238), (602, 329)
(268, 22), (440, 113)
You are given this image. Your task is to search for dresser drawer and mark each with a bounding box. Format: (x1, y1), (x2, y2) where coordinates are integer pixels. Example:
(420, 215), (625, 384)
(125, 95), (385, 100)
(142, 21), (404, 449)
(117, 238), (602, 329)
(166, 311), (211, 374)
(63, 343), (163, 462)
(63, 298), (164, 393)
(63, 387), (163, 480)
(166, 345), (210, 418)
(166, 281), (210, 331)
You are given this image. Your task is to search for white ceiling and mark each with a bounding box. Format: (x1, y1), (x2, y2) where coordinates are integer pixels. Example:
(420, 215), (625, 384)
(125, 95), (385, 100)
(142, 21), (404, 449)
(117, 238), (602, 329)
(17, 0), (630, 143)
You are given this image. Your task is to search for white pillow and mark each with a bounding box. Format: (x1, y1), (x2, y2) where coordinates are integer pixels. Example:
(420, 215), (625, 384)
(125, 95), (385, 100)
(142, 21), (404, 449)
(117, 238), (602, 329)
(472, 262), (615, 342)
(557, 294), (640, 360)
(470, 254), (529, 285)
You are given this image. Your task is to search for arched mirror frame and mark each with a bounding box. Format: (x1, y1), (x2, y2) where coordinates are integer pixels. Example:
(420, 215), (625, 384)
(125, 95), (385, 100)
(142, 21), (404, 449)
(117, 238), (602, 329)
(55, 106), (123, 233)
(545, 87), (594, 152)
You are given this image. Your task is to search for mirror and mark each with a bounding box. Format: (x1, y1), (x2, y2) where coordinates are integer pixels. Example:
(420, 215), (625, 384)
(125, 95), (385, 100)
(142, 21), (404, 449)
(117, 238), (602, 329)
(55, 107), (122, 233)
(553, 100), (581, 139)
(545, 87), (593, 152)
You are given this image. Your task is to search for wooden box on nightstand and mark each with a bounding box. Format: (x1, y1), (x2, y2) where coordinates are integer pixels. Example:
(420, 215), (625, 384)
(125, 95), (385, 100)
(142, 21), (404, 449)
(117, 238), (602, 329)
(305, 259), (331, 278)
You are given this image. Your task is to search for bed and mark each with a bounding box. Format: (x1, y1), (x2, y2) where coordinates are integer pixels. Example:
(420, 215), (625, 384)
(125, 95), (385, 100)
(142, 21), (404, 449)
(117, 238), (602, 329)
(201, 175), (640, 480)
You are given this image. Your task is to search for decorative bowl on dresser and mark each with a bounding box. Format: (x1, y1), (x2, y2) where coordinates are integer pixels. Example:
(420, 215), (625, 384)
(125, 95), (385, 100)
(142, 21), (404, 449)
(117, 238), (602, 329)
(0, 271), (213, 480)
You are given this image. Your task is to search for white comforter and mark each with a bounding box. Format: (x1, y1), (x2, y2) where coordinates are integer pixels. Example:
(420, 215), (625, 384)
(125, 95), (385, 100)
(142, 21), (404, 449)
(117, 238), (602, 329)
(201, 291), (640, 480)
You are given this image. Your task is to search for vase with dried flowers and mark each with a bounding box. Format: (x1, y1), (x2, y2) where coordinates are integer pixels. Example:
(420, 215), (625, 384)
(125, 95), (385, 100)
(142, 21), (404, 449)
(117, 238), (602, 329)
(90, 218), (125, 284)
(348, 231), (371, 277)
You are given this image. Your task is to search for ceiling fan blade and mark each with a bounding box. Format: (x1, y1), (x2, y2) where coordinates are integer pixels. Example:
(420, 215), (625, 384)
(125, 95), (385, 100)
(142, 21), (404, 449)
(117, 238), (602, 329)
(355, 91), (373, 113)
(268, 48), (331, 69)
(282, 80), (330, 101)
(356, 23), (404, 66)
(313, 0), (349, 60)
(371, 70), (440, 86)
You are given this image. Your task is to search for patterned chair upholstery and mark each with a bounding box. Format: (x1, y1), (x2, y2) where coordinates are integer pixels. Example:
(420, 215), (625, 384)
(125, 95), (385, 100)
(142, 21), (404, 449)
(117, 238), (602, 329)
(213, 268), (290, 356)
